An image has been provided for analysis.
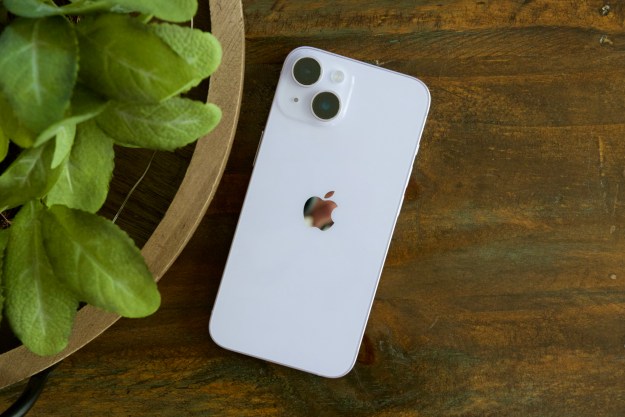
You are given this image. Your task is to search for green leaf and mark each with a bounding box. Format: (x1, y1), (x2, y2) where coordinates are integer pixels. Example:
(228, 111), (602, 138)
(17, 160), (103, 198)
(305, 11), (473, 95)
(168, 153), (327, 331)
(150, 23), (221, 82)
(97, 98), (221, 151)
(46, 122), (114, 212)
(4, 201), (78, 355)
(112, 0), (197, 23)
(0, 127), (7, 163)
(77, 14), (198, 103)
(0, 141), (62, 212)
(0, 91), (34, 148)
(3, 0), (118, 18)
(0, 229), (9, 325)
(33, 85), (108, 148)
(4, 0), (197, 22)
(42, 206), (160, 317)
(0, 17), (78, 133)
(51, 124), (76, 169)
(2, 0), (62, 17)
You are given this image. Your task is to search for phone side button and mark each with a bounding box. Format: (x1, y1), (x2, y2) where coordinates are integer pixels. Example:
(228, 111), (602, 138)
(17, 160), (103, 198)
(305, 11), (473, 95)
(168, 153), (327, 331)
(253, 130), (265, 167)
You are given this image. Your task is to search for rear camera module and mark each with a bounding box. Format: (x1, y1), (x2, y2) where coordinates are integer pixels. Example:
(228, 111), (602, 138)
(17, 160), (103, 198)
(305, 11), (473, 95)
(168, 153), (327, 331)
(292, 57), (322, 86)
(311, 91), (341, 121)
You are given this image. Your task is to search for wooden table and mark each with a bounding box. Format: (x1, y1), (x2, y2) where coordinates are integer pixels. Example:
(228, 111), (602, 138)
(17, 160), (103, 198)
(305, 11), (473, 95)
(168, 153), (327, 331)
(3, 0), (625, 415)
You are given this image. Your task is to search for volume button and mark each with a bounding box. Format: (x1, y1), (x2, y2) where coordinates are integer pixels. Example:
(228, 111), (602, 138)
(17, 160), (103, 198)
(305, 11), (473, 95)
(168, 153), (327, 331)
(253, 130), (265, 167)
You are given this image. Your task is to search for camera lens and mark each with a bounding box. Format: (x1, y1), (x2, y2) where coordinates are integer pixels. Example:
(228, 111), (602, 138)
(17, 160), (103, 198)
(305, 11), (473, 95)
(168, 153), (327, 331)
(312, 91), (341, 120)
(292, 57), (322, 86)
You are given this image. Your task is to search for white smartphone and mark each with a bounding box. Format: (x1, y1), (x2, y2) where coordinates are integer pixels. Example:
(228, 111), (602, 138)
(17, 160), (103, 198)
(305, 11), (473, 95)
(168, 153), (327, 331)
(209, 46), (430, 378)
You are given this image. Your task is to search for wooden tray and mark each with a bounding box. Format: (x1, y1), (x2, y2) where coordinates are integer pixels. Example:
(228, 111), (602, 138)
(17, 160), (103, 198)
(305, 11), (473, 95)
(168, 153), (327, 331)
(0, 0), (245, 389)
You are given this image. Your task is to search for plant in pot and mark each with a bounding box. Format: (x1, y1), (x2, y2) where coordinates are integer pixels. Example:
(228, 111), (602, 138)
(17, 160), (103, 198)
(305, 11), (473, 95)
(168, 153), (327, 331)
(0, 0), (221, 359)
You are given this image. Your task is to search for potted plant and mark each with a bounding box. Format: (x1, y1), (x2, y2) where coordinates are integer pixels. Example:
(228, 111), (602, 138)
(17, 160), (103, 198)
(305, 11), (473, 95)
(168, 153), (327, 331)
(0, 0), (222, 360)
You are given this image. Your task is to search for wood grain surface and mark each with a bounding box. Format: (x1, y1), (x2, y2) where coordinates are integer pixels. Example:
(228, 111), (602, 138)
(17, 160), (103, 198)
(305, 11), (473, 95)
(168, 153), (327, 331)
(3, 0), (625, 415)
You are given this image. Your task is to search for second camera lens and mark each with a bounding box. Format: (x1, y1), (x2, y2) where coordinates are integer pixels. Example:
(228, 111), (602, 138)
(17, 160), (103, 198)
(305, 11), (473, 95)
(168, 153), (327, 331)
(292, 57), (322, 86)
(312, 91), (341, 120)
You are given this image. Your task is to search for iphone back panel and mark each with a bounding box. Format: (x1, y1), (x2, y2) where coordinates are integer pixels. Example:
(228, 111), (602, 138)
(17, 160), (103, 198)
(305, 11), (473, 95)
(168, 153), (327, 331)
(209, 47), (430, 378)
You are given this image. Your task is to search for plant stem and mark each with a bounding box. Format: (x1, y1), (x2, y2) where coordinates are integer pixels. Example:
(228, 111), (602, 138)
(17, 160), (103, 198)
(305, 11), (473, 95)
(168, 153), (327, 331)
(112, 150), (157, 224)
(0, 211), (11, 229)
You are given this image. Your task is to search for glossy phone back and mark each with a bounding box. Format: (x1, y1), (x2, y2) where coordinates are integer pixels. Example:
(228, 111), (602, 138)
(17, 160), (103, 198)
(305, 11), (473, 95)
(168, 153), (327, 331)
(209, 47), (430, 377)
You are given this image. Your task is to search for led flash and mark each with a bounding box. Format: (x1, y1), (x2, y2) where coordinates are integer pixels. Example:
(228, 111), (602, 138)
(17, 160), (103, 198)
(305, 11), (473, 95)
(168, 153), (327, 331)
(330, 70), (345, 83)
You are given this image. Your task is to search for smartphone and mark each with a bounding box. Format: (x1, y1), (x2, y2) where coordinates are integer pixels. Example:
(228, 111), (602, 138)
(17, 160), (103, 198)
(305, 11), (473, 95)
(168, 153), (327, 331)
(209, 46), (430, 378)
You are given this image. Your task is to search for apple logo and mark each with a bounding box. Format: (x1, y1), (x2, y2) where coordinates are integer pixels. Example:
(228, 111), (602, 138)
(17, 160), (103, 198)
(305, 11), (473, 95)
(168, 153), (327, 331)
(303, 191), (338, 231)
